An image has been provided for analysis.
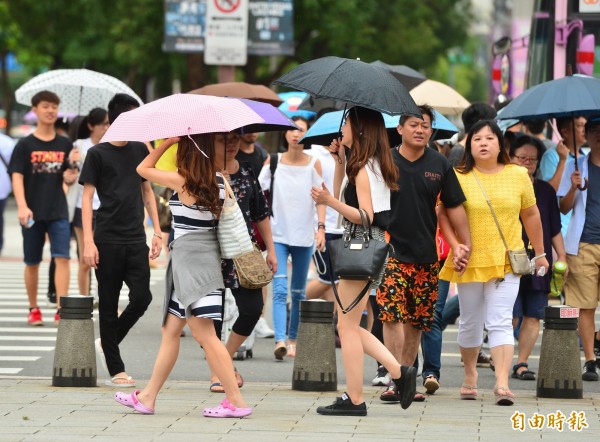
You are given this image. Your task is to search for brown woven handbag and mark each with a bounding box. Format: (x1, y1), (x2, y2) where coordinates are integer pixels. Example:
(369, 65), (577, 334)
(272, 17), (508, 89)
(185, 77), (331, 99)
(233, 244), (273, 289)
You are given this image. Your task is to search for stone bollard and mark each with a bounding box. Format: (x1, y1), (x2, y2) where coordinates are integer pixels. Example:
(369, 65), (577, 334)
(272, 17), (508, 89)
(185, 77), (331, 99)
(536, 305), (582, 399)
(52, 296), (97, 387)
(292, 300), (337, 391)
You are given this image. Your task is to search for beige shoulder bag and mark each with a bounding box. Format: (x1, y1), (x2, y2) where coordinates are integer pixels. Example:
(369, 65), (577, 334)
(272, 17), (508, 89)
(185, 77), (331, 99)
(472, 171), (531, 275)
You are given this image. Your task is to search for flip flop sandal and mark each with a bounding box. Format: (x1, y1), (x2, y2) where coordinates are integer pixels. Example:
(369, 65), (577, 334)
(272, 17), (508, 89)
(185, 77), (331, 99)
(234, 369), (244, 388)
(105, 375), (136, 387)
(380, 386), (400, 402)
(413, 392), (426, 402)
(460, 384), (478, 400)
(203, 399), (253, 418)
(115, 390), (154, 415)
(494, 387), (515, 406)
(274, 345), (287, 361)
(209, 382), (225, 393)
(286, 344), (296, 357)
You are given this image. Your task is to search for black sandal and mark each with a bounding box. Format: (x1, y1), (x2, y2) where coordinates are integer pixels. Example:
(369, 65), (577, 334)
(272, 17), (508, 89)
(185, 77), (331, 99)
(511, 362), (536, 380)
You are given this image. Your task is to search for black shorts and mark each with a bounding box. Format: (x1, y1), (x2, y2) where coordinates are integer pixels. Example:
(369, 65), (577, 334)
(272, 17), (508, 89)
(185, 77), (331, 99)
(73, 207), (97, 230)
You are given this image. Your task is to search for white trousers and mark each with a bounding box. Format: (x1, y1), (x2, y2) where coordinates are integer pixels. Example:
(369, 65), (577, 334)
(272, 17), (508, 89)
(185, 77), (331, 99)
(457, 273), (520, 349)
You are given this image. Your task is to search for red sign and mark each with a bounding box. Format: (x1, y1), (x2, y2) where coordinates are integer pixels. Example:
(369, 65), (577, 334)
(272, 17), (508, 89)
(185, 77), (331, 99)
(214, 0), (240, 13)
(559, 307), (579, 319)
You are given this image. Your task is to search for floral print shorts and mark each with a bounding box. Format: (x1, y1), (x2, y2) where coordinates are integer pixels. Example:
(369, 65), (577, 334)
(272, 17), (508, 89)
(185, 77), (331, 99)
(376, 257), (440, 331)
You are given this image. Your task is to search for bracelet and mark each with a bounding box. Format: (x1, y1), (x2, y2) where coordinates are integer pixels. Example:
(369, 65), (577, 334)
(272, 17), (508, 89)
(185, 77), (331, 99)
(317, 223), (326, 230)
(153, 233), (163, 239)
(532, 253), (546, 261)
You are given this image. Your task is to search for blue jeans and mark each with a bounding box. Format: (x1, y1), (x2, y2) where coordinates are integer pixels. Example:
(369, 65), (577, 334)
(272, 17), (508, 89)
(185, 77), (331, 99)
(0, 198), (6, 253)
(421, 278), (450, 380)
(272, 242), (313, 343)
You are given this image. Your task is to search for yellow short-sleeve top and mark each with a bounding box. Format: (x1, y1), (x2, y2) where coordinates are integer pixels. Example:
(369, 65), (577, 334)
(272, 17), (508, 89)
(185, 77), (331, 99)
(439, 164), (536, 283)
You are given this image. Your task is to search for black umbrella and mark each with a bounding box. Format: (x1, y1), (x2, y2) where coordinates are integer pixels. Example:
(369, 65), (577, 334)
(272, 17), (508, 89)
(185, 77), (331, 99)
(273, 56), (422, 117)
(369, 60), (426, 91)
(297, 95), (345, 113)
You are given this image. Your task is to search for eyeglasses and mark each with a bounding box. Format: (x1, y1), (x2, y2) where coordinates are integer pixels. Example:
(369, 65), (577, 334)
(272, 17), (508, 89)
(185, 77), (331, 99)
(514, 155), (538, 163)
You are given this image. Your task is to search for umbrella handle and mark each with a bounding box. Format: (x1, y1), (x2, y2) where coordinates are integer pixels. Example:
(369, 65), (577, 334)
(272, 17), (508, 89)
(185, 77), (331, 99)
(578, 181), (588, 191)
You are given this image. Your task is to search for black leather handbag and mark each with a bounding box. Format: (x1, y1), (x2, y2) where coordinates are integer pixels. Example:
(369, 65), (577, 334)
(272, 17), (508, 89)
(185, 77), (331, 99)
(327, 209), (389, 313)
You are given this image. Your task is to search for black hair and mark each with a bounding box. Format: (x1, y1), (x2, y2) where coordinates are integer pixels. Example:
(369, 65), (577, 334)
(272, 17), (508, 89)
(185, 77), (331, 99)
(524, 119), (546, 135)
(461, 102), (497, 133)
(585, 115), (600, 133)
(400, 104), (434, 126)
(456, 119), (509, 173)
(556, 116), (586, 135)
(76, 108), (108, 139)
(107, 93), (139, 124)
(282, 116), (309, 150)
(509, 134), (545, 160)
(32, 90), (59, 106)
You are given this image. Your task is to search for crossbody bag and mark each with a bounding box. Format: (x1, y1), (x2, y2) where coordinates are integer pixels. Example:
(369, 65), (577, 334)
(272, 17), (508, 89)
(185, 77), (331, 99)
(471, 171), (531, 275)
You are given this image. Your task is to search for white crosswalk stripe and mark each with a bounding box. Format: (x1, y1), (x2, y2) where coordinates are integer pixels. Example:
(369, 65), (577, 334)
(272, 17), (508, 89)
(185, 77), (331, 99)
(0, 260), (166, 375)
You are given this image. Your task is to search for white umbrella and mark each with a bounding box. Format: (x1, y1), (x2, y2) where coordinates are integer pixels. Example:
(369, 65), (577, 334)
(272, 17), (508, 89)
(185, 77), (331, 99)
(15, 69), (143, 115)
(410, 79), (470, 116)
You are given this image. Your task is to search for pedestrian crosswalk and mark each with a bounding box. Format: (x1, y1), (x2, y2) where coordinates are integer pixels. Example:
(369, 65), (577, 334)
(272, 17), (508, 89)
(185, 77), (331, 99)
(0, 260), (166, 376)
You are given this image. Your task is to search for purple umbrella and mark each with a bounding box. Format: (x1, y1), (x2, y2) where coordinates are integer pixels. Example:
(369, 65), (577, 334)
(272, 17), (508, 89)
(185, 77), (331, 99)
(233, 98), (299, 133)
(224, 98), (299, 168)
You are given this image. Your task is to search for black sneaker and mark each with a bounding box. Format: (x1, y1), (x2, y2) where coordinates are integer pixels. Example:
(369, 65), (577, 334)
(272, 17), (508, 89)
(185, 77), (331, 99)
(582, 360), (598, 381)
(46, 292), (57, 306)
(594, 338), (600, 358)
(392, 365), (417, 410)
(316, 393), (367, 416)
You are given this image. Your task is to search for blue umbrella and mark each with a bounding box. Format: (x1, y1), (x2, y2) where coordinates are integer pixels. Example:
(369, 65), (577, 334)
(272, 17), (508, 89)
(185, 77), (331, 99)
(497, 75), (600, 121)
(498, 73), (600, 189)
(277, 91), (316, 120)
(301, 109), (457, 146)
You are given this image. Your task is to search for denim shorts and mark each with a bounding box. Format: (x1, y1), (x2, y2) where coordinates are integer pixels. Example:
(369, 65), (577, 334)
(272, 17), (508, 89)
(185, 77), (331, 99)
(22, 218), (71, 265)
(314, 233), (343, 284)
(513, 286), (547, 319)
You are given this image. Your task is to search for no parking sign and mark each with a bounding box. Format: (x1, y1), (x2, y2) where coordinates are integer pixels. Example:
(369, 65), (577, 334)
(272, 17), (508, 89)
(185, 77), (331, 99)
(204, 0), (249, 65)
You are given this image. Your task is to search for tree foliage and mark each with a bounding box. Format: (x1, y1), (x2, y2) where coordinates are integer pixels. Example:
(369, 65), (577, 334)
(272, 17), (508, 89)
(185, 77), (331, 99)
(2, 0), (476, 114)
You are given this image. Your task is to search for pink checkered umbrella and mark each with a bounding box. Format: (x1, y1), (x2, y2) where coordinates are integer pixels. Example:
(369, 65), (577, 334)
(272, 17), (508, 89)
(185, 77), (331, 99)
(101, 93), (265, 142)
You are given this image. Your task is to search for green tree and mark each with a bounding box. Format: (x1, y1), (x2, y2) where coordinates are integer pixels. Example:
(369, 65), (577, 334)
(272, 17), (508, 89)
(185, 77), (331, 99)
(245, 0), (473, 85)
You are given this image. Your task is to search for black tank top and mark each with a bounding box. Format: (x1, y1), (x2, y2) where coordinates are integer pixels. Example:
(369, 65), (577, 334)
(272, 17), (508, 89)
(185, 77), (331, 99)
(343, 182), (389, 230)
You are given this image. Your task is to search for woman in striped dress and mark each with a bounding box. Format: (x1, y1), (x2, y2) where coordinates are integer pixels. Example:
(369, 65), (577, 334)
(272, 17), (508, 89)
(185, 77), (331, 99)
(114, 134), (252, 418)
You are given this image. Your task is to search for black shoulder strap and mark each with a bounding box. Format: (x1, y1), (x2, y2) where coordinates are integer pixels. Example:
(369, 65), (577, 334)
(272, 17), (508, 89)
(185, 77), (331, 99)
(268, 153), (278, 211)
(0, 151), (9, 169)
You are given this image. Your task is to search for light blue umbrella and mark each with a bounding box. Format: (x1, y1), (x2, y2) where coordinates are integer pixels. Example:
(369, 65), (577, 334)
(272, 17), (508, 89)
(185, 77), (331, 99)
(301, 109), (457, 146)
(277, 91), (316, 120)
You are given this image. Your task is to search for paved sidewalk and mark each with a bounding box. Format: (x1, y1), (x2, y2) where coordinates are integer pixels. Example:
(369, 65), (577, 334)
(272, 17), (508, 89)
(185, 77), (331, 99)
(1, 378), (598, 441)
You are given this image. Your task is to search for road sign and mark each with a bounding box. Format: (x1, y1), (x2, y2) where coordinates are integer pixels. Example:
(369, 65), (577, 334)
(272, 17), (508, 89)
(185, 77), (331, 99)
(204, 0), (249, 65)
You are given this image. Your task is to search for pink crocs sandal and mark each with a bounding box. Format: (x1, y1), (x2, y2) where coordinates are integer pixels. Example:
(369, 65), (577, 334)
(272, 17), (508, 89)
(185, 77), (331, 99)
(115, 390), (154, 415)
(203, 399), (252, 418)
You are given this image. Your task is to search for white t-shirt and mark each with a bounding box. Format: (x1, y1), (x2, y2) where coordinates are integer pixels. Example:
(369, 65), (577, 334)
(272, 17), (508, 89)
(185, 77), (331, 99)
(258, 154), (323, 247)
(306, 145), (343, 234)
(0, 133), (15, 200)
(75, 138), (101, 210)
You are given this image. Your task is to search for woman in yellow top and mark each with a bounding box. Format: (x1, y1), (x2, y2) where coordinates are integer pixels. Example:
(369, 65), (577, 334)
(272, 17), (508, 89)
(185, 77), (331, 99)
(439, 120), (549, 406)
